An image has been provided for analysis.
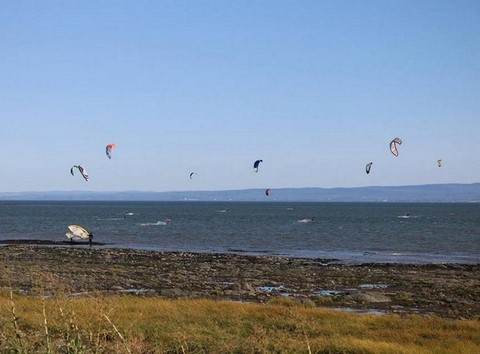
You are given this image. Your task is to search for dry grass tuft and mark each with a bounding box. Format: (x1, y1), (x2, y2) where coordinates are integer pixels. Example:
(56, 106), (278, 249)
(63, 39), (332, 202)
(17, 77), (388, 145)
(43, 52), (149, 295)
(0, 290), (479, 353)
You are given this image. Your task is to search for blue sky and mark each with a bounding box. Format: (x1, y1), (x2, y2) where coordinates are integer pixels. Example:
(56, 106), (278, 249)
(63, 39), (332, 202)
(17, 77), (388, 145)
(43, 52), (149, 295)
(1, 0), (479, 192)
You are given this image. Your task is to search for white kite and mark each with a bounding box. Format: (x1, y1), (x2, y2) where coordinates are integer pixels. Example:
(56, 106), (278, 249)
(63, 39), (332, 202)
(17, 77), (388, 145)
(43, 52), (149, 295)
(65, 224), (93, 244)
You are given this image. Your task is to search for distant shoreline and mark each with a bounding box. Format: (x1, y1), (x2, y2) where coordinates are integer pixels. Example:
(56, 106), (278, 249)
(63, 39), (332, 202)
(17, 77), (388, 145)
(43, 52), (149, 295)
(1, 183), (479, 202)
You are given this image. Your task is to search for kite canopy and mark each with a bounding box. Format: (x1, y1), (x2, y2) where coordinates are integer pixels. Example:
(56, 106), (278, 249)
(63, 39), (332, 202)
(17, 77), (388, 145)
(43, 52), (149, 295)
(437, 159), (443, 167)
(253, 159), (263, 172)
(389, 137), (402, 157)
(70, 164), (89, 182)
(189, 172), (197, 179)
(66, 224), (93, 242)
(106, 143), (116, 159)
(365, 162), (373, 174)
(265, 188), (270, 196)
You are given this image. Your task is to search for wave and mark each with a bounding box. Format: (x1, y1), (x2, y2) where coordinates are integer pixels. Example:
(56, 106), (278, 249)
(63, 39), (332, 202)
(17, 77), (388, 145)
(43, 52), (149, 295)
(298, 218), (314, 223)
(139, 221), (168, 226)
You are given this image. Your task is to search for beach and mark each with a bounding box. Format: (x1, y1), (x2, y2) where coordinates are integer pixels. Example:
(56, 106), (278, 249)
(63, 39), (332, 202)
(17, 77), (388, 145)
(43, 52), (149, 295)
(0, 244), (478, 319)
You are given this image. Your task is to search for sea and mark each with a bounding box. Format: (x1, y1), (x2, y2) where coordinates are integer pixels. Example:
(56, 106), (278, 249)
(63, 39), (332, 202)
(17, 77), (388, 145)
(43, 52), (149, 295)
(0, 201), (479, 264)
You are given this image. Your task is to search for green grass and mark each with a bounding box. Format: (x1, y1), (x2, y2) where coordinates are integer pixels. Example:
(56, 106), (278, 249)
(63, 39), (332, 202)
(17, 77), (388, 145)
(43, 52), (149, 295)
(0, 290), (479, 353)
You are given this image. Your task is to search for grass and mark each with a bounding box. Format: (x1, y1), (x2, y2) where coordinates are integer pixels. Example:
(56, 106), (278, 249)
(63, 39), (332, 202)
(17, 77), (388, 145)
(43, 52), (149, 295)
(0, 290), (479, 353)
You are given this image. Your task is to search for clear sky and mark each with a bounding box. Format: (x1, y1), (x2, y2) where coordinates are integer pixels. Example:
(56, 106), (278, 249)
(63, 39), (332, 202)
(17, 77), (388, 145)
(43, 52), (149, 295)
(1, 0), (479, 192)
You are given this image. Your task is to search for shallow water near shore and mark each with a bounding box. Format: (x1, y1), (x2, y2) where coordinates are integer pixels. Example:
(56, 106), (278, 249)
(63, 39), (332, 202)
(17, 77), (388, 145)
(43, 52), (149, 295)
(0, 201), (479, 264)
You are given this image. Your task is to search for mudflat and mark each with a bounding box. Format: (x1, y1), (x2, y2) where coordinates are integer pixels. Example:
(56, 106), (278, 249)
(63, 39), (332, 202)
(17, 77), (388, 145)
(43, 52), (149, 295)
(0, 244), (478, 319)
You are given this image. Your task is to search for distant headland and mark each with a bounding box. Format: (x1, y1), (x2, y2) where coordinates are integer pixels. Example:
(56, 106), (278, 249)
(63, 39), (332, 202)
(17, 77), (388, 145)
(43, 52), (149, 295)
(1, 183), (479, 202)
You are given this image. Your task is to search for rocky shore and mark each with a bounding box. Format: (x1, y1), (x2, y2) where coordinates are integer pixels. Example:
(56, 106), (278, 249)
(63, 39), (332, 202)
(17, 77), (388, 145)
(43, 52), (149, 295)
(0, 244), (478, 319)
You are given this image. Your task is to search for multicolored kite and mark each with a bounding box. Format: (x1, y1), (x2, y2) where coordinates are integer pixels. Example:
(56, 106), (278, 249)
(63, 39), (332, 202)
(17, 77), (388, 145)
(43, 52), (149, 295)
(389, 138), (402, 157)
(106, 143), (116, 159)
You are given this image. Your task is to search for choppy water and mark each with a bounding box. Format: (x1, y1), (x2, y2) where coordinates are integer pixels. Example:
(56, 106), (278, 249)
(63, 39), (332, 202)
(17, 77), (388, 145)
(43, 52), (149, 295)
(0, 201), (479, 264)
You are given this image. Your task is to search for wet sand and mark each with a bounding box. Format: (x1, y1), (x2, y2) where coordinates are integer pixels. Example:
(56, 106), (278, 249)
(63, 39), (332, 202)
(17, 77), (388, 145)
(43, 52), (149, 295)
(0, 243), (478, 319)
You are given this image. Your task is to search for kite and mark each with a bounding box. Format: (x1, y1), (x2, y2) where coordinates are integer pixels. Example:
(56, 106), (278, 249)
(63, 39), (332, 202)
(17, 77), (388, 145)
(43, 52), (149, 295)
(253, 159), (263, 172)
(70, 164), (89, 182)
(65, 224), (93, 244)
(389, 137), (402, 157)
(105, 143), (116, 159)
(189, 172), (197, 179)
(265, 188), (270, 196)
(437, 159), (443, 167)
(365, 162), (373, 174)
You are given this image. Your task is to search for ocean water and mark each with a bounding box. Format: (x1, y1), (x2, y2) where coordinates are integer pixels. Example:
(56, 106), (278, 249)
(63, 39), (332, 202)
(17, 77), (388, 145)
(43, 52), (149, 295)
(0, 201), (479, 264)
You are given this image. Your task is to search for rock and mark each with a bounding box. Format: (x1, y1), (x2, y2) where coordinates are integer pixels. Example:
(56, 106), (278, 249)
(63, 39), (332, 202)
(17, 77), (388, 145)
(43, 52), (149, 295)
(348, 292), (391, 303)
(236, 282), (256, 295)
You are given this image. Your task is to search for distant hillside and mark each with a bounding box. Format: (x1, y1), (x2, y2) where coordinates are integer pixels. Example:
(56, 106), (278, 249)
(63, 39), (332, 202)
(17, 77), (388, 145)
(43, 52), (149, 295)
(1, 183), (479, 202)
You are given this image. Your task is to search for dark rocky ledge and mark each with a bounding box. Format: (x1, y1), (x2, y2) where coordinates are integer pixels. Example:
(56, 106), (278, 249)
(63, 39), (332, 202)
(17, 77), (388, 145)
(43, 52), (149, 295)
(0, 244), (478, 319)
